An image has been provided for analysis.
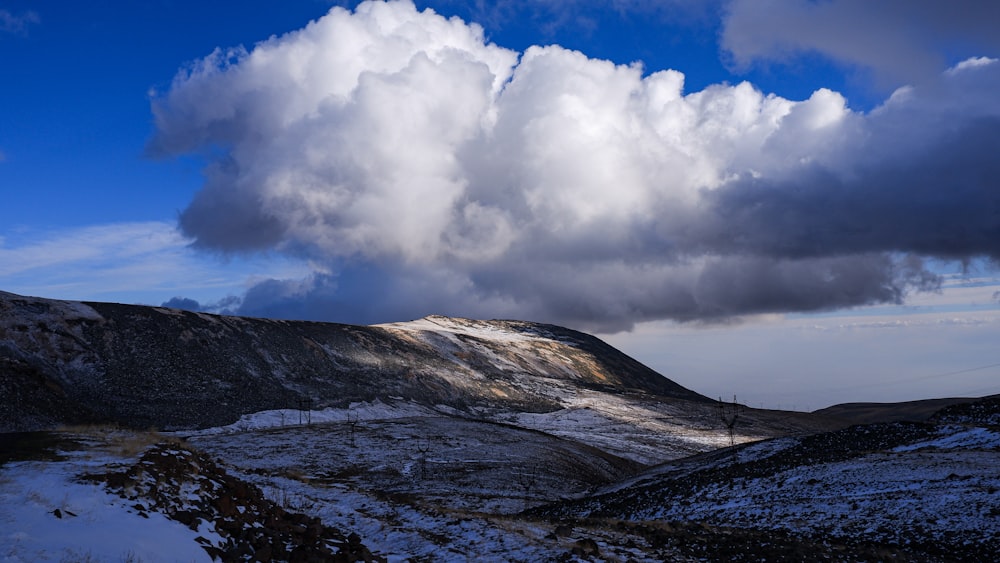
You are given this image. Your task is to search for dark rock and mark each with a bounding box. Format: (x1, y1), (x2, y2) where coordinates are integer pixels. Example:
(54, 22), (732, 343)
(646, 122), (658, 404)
(571, 538), (600, 557)
(553, 524), (574, 537)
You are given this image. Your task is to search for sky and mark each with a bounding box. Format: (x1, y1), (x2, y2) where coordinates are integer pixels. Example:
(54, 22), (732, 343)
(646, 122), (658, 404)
(2, 0), (1000, 409)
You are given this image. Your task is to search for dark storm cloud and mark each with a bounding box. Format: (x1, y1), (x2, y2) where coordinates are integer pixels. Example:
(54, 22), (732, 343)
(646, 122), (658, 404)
(722, 0), (1000, 88)
(161, 295), (241, 315)
(161, 297), (202, 311)
(149, 1), (1000, 331)
(696, 117), (1000, 260)
(177, 158), (288, 252)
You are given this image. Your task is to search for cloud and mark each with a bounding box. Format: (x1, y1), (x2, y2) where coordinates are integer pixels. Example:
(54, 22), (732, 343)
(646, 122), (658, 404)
(161, 296), (202, 311)
(0, 9), (39, 36)
(721, 0), (1000, 88)
(0, 222), (310, 306)
(161, 295), (241, 315)
(150, 0), (1000, 331)
(0, 222), (188, 279)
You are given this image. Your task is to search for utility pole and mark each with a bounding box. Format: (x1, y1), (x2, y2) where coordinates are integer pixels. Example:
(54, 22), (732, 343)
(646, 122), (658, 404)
(296, 397), (313, 426)
(347, 411), (359, 447)
(718, 395), (743, 449)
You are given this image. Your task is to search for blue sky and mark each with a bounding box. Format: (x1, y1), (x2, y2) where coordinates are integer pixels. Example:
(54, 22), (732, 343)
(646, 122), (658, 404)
(2, 0), (1000, 407)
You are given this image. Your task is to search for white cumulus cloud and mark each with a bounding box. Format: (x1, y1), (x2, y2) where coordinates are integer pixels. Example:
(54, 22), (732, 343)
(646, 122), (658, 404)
(149, 0), (1000, 331)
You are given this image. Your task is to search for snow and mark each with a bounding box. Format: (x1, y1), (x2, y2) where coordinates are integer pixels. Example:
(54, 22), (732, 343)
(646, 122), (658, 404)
(186, 413), (662, 561)
(6, 411), (993, 561)
(0, 456), (217, 562)
(637, 449), (1000, 544)
(576, 422), (1000, 549)
(251, 474), (561, 562)
(62, 301), (104, 322)
(501, 389), (740, 465)
(0, 292), (103, 325)
(893, 425), (1000, 452)
(377, 316), (544, 344)
(182, 399), (442, 435)
(185, 384), (750, 468)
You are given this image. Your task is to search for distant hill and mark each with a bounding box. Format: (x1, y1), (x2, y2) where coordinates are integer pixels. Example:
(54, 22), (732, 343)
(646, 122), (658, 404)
(813, 396), (996, 425)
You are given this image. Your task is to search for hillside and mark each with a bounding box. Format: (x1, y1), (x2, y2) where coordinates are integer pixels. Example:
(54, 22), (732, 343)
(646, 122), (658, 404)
(0, 291), (837, 465)
(0, 290), (702, 430)
(5, 399), (996, 561)
(533, 396), (1000, 561)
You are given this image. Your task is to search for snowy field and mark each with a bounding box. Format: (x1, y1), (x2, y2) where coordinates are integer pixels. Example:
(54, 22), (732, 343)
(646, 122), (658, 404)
(0, 431), (219, 562)
(4, 411), (997, 561)
(187, 415), (640, 560)
(182, 396), (764, 466)
(0, 426), (684, 562)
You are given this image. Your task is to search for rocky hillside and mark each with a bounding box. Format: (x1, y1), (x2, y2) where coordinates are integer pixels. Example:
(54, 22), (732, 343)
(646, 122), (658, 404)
(0, 290), (708, 432)
(533, 396), (1000, 561)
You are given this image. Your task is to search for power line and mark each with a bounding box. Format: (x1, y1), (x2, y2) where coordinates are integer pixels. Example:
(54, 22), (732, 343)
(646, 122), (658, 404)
(808, 360), (1000, 394)
(913, 361), (1000, 381)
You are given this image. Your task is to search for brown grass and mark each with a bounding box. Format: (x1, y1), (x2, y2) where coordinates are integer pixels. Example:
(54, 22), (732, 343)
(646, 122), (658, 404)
(54, 424), (181, 458)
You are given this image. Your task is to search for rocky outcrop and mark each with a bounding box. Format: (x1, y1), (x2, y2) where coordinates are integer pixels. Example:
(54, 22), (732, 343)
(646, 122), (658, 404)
(84, 443), (382, 562)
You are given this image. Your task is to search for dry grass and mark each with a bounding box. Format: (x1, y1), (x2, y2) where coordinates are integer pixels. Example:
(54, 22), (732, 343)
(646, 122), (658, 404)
(54, 424), (181, 458)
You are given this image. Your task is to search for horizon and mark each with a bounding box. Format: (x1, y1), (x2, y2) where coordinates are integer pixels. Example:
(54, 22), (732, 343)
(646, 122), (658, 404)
(2, 0), (999, 408)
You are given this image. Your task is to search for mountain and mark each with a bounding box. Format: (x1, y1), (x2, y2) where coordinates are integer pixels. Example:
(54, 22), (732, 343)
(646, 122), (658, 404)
(0, 290), (699, 430)
(0, 290), (832, 463)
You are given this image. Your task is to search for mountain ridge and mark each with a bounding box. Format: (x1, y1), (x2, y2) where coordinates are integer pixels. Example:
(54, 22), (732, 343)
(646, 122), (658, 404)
(0, 290), (707, 433)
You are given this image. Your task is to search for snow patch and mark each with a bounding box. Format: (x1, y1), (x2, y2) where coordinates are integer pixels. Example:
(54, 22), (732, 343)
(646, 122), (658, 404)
(0, 460), (217, 562)
(894, 425), (1000, 452)
(377, 316), (547, 344)
(185, 399), (442, 435)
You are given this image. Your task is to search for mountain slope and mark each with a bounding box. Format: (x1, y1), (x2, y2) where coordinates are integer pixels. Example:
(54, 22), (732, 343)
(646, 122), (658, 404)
(534, 397), (1000, 561)
(0, 291), (709, 431)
